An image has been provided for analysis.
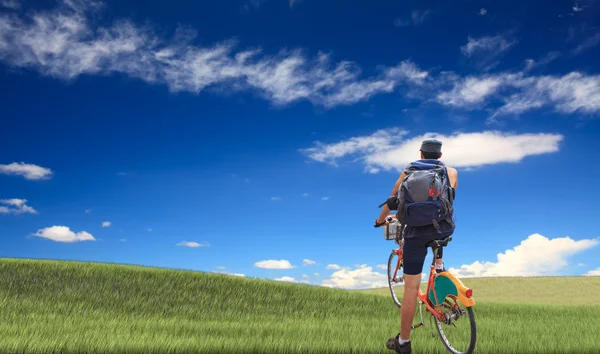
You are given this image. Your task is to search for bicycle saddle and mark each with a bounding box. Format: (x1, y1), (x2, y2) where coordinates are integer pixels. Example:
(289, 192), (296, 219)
(425, 235), (452, 248)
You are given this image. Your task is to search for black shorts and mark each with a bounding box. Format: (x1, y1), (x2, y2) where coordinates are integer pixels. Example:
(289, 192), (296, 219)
(402, 234), (446, 275)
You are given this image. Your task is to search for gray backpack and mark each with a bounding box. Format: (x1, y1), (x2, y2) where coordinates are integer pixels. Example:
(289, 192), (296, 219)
(396, 161), (454, 231)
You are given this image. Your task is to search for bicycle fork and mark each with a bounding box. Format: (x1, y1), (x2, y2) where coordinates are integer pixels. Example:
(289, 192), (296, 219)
(411, 301), (437, 338)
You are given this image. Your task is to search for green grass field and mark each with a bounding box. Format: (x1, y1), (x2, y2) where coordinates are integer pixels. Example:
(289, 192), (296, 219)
(358, 276), (600, 306)
(1, 258), (599, 353)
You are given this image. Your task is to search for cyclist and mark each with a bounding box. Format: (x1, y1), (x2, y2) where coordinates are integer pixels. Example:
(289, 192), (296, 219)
(374, 138), (458, 354)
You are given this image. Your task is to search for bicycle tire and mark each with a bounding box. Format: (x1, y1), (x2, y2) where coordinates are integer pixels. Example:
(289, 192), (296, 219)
(434, 305), (477, 354)
(387, 250), (403, 308)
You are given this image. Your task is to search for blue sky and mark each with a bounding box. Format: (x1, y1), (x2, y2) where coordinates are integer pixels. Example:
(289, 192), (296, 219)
(1, 0), (600, 288)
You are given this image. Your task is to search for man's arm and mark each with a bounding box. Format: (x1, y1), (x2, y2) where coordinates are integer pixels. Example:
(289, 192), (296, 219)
(376, 172), (406, 225)
(447, 167), (458, 189)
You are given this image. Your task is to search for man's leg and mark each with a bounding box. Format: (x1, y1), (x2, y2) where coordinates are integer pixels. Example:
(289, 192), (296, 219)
(386, 237), (428, 353)
(400, 274), (421, 340)
(435, 246), (444, 271)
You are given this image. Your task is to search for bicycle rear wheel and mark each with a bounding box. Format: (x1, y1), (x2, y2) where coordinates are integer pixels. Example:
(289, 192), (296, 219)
(434, 298), (477, 354)
(387, 250), (404, 308)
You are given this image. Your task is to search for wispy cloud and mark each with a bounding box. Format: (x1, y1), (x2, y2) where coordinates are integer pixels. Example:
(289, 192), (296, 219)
(254, 259), (295, 269)
(302, 259), (316, 266)
(376, 264), (387, 270)
(479, 8), (487, 16)
(460, 34), (518, 70)
(1, 0), (20, 9)
(523, 51), (561, 72)
(2, 1), (597, 120)
(573, 33), (600, 55)
(301, 129), (563, 173)
(449, 233), (599, 277)
(33, 225), (95, 243)
(394, 10), (431, 27)
(326, 264), (341, 270)
(0, 162), (53, 180)
(0, 1), (428, 109)
(436, 71), (600, 120)
(176, 241), (210, 248)
(437, 75), (503, 107)
(270, 196), (282, 201)
(321, 197), (329, 201)
(0, 198), (37, 215)
(101, 221), (111, 227)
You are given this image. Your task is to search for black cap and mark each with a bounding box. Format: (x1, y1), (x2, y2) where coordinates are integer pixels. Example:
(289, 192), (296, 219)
(420, 139), (442, 153)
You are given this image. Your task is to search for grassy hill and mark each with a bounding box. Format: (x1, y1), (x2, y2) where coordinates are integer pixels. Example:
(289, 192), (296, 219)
(1, 258), (599, 353)
(358, 276), (600, 306)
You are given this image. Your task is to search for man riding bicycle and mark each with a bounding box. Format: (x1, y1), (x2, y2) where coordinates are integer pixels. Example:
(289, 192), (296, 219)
(374, 139), (458, 354)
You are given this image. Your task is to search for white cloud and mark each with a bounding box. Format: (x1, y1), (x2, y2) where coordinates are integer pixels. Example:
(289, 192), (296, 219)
(302, 193), (309, 197)
(302, 259), (316, 266)
(584, 268), (600, 276)
(449, 233), (599, 277)
(228, 272), (245, 277)
(492, 72), (600, 119)
(0, 162), (53, 180)
(119, 238), (127, 242)
(33, 225), (95, 243)
(0, 199), (37, 215)
(313, 272), (320, 277)
(146, 228), (152, 232)
(326, 264), (341, 270)
(523, 52), (560, 73)
(84, 209), (92, 214)
(274, 276), (297, 282)
(218, 271), (245, 277)
(394, 10), (430, 27)
(321, 197), (329, 201)
(0, 2), (427, 109)
(460, 34), (517, 70)
(271, 196), (282, 201)
(2, 1), (596, 120)
(461, 35), (516, 57)
(376, 264), (387, 270)
(176, 241), (210, 248)
(301, 129), (563, 173)
(479, 8), (487, 16)
(217, 266), (227, 270)
(254, 259), (295, 269)
(434, 70), (600, 119)
(102, 221), (111, 227)
(437, 76), (503, 107)
(322, 264), (388, 289)
(301, 274), (309, 279)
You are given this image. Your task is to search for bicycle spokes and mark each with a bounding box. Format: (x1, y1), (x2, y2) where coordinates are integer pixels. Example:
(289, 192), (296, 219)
(433, 296), (477, 354)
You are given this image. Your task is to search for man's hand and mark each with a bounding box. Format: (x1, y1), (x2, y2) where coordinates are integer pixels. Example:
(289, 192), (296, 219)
(374, 219), (388, 228)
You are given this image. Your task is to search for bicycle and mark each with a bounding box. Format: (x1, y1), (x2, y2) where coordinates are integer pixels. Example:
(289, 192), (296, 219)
(383, 215), (477, 354)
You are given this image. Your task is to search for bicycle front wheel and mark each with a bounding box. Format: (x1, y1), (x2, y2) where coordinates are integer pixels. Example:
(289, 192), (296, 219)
(434, 302), (477, 354)
(387, 250), (404, 308)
